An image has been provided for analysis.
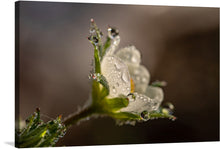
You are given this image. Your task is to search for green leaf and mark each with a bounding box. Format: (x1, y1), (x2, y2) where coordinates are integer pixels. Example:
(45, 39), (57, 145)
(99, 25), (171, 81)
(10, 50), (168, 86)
(15, 109), (66, 148)
(104, 96), (129, 111)
(38, 117), (66, 147)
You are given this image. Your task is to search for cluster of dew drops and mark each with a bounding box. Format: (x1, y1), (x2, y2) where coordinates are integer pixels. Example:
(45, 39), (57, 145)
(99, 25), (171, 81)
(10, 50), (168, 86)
(87, 18), (120, 83)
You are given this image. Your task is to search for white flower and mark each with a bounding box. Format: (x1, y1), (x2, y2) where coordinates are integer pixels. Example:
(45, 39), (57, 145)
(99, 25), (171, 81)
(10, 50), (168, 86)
(101, 36), (163, 113)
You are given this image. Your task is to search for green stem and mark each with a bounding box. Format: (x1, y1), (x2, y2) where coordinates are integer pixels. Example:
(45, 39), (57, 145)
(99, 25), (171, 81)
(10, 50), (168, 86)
(63, 106), (95, 128)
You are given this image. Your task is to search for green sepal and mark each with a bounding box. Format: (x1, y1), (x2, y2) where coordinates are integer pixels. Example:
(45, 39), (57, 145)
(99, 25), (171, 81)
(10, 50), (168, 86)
(92, 75), (109, 103)
(151, 80), (167, 87)
(90, 19), (103, 56)
(101, 36), (111, 60)
(93, 45), (101, 73)
(99, 75), (109, 99)
(111, 112), (141, 121)
(104, 96), (129, 112)
(141, 107), (176, 121)
(92, 80), (101, 103)
(148, 112), (176, 120)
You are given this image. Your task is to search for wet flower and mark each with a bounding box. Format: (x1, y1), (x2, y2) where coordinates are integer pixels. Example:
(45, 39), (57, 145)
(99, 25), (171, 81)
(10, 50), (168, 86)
(101, 31), (163, 114)
(82, 19), (175, 125)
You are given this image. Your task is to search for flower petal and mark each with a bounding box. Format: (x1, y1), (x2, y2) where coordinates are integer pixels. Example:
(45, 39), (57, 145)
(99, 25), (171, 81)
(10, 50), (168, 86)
(127, 64), (150, 94)
(116, 46), (141, 66)
(105, 36), (120, 56)
(120, 92), (160, 113)
(145, 86), (164, 110)
(101, 56), (131, 98)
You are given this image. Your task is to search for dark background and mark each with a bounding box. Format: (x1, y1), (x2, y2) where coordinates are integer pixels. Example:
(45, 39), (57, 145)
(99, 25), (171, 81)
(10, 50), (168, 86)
(16, 1), (219, 146)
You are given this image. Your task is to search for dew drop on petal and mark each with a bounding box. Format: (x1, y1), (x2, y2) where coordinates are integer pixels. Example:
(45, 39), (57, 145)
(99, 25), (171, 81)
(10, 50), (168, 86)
(128, 65), (150, 94)
(105, 36), (120, 56)
(142, 77), (147, 83)
(127, 93), (136, 102)
(164, 102), (174, 110)
(101, 56), (131, 98)
(140, 112), (149, 120)
(89, 28), (95, 34)
(116, 46), (141, 65)
(162, 102), (174, 115)
(108, 27), (119, 39)
(121, 92), (161, 113)
(112, 86), (117, 94)
(145, 86), (164, 104)
(136, 76), (140, 81)
(122, 70), (130, 83)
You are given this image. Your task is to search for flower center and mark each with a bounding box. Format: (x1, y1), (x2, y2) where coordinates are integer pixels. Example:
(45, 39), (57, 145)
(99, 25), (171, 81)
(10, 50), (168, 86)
(130, 78), (135, 93)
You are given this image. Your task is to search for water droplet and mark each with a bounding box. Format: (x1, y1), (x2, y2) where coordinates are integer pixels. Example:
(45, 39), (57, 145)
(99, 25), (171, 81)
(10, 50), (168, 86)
(88, 36), (98, 44)
(122, 71), (130, 83)
(101, 56), (131, 98)
(89, 28), (95, 34)
(127, 93), (136, 102)
(140, 112), (149, 120)
(108, 27), (119, 39)
(161, 102), (174, 115)
(112, 86), (117, 94)
(172, 117), (177, 121)
(131, 56), (138, 63)
(117, 73), (121, 78)
(126, 87), (130, 91)
(125, 54), (130, 59)
(162, 108), (173, 115)
(151, 102), (158, 110)
(134, 69), (139, 75)
(142, 77), (147, 83)
(113, 36), (120, 45)
(164, 102), (174, 110)
(114, 62), (122, 70)
(100, 31), (103, 37)
(136, 76), (140, 81)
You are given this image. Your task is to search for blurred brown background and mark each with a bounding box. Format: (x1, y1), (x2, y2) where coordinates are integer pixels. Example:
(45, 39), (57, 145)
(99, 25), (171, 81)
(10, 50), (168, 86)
(16, 1), (219, 146)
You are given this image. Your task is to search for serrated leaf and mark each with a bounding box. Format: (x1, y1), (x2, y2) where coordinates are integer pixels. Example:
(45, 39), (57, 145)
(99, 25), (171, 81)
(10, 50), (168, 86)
(15, 109), (66, 148)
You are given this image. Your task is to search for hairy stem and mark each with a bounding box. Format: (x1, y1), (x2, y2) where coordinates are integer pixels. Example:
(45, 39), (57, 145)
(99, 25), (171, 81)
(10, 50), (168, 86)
(63, 106), (95, 128)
